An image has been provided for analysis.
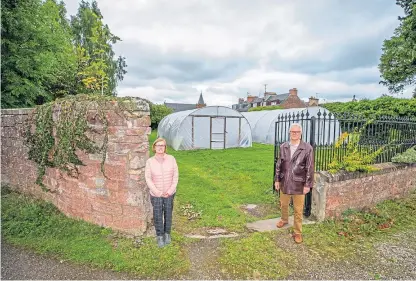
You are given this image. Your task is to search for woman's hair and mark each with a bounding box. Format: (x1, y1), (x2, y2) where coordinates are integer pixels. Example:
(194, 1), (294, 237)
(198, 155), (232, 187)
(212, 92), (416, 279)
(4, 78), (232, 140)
(152, 137), (167, 153)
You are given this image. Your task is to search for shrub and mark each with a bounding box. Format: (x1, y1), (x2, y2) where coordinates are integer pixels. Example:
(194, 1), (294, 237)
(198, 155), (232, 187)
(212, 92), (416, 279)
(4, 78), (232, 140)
(327, 124), (385, 174)
(149, 103), (173, 129)
(391, 146), (416, 164)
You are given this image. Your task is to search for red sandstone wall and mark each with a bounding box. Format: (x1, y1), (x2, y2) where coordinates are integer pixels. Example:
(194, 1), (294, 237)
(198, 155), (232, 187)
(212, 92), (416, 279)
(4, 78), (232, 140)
(312, 163), (416, 220)
(1, 100), (153, 236)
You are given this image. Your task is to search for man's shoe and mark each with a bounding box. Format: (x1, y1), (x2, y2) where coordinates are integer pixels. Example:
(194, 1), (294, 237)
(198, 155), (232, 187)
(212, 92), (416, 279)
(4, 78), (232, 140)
(276, 220), (288, 228)
(157, 236), (165, 248)
(164, 233), (171, 245)
(293, 233), (303, 244)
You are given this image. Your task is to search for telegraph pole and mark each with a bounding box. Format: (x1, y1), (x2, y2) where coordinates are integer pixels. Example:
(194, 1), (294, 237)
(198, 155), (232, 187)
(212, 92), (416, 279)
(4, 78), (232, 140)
(264, 84), (267, 94)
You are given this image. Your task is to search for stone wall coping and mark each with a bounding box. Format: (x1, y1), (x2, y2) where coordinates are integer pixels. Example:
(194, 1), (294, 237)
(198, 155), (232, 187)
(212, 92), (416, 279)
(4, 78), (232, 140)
(1, 98), (150, 117)
(1, 108), (34, 115)
(317, 162), (416, 183)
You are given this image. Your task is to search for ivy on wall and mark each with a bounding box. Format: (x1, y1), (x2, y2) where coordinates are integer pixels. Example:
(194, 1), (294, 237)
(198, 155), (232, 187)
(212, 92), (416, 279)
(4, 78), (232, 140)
(25, 94), (138, 191)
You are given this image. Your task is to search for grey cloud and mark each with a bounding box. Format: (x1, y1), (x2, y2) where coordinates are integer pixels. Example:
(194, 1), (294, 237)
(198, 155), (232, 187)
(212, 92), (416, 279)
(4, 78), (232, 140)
(316, 67), (381, 85)
(115, 43), (256, 88)
(262, 0), (401, 77)
(310, 91), (379, 102)
(64, 0), (403, 104)
(266, 23), (395, 76)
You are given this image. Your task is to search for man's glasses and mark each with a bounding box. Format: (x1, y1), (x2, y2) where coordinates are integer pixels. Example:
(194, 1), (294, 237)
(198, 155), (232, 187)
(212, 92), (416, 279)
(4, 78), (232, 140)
(290, 131), (301, 134)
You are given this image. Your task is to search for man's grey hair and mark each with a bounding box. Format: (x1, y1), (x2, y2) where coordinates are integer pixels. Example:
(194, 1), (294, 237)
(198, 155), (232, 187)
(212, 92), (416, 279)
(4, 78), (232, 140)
(289, 123), (303, 133)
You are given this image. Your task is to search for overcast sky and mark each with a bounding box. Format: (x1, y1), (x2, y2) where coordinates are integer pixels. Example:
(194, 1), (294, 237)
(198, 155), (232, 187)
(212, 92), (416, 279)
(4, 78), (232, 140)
(64, 0), (411, 106)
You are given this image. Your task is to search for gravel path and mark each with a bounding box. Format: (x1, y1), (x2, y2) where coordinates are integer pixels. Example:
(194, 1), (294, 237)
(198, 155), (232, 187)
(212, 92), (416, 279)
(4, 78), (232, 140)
(2, 229), (415, 280)
(285, 229), (416, 280)
(183, 239), (224, 280)
(1, 242), (134, 280)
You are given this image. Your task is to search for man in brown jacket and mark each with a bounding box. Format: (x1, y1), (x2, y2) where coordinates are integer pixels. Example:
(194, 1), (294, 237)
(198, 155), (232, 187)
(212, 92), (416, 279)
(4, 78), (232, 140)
(274, 123), (314, 243)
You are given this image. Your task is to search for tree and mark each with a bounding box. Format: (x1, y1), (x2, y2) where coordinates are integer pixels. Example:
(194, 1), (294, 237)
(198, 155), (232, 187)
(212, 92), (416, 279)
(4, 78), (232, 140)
(379, 1), (416, 95)
(1, 0), (76, 108)
(71, 1), (127, 96)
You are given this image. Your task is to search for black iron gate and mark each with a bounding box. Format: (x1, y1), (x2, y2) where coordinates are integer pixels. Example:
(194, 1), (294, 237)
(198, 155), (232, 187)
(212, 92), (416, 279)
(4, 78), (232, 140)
(272, 112), (316, 217)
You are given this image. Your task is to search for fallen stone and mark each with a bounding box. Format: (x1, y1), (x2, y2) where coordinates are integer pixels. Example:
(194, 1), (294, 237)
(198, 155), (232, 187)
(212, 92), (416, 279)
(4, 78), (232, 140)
(206, 228), (228, 235)
(245, 204), (258, 210)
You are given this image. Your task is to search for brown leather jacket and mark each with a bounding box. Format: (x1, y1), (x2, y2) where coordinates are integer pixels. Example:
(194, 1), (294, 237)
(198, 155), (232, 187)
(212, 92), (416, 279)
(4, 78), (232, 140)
(274, 140), (314, 195)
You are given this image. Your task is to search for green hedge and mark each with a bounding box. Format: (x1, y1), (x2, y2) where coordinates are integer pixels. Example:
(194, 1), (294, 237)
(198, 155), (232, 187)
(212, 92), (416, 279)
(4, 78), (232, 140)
(322, 96), (416, 118)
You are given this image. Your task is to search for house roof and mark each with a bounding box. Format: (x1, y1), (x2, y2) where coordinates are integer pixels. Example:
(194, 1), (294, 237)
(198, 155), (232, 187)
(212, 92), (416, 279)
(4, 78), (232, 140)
(164, 103), (197, 112)
(252, 97), (264, 103)
(267, 93), (289, 102)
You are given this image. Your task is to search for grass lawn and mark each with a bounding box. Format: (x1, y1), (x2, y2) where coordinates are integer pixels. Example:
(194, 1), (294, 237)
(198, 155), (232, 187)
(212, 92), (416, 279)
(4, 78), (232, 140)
(2, 130), (416, 279)
(148, 131), (280, 233)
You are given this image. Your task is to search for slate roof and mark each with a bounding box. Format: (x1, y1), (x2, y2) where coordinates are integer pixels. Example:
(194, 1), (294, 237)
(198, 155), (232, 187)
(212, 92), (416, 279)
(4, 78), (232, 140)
(267, 93), (289, 102)
(252, 97), (264, 103)
(164, 92), (206, 113)
(164, 103), (198, 112)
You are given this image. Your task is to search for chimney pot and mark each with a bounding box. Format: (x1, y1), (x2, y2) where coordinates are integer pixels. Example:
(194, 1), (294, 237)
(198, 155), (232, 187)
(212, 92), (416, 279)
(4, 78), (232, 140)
(289, 88), (298, 96)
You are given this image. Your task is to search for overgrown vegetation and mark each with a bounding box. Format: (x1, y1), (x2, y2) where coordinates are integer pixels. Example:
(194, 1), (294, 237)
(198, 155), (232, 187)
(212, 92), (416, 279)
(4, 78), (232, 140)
(322, 96), (416, 118)
(391, 145), (416, 164)
(248, 105), (284, 112)
(1, 0), (126, 108)
(25, 94), (137, 191)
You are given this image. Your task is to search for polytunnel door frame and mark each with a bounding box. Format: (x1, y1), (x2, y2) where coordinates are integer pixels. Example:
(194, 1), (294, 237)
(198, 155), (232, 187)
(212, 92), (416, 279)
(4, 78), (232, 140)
(190, 114), (245, 149)
(209, 116), (226, 149)
(272, 115), (316, 218)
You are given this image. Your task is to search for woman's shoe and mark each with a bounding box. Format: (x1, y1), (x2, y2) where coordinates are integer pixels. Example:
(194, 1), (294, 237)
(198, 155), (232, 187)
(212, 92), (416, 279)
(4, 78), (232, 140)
(157, 236), (165, 248)
(164, 233), (171, 245)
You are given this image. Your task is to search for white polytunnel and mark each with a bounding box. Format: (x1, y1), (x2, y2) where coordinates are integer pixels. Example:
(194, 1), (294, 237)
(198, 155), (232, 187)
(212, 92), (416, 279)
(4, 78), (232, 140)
(157, 106), (252, 150)
(242, 106), (341, 145)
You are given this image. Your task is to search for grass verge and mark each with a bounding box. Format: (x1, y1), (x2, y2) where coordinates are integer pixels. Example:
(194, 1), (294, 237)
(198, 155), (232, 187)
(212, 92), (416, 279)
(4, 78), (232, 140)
(218, 232), (296, 279)
(302, 191), (416, 259)
(1, 187), (189, 279)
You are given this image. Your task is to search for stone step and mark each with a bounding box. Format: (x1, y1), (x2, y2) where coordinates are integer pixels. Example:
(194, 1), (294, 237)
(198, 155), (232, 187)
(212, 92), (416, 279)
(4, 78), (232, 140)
(184, 227), (240, 239)
(246, 216), (316, 232)
(185, 233), (239, 239)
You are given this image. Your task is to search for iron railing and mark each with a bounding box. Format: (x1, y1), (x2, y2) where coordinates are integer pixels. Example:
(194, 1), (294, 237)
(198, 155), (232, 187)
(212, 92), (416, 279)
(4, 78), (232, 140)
(272, 110), (416, 216)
